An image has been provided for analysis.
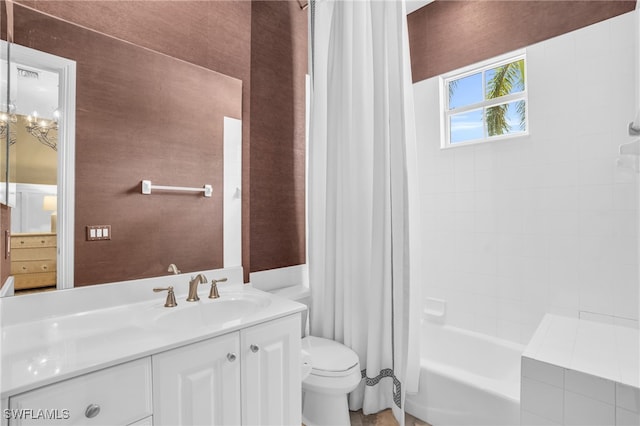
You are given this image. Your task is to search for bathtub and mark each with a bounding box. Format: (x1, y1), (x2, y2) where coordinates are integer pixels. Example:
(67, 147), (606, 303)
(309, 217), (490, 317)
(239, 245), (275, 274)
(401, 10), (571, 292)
(405, 323), (524, 426)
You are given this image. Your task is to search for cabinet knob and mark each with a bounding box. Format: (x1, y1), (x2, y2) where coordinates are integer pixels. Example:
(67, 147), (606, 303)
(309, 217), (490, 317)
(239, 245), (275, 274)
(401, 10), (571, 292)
(227, 352), (237, 362)
(85, 404), (101, 418)
(250, 344), (260, 353)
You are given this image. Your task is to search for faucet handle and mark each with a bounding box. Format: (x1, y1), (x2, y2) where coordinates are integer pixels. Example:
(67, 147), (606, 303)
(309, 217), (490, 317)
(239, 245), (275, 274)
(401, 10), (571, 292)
(153, 286), (178, 307)
(209, 283), (220, 299)
(208, 277), (228, 299)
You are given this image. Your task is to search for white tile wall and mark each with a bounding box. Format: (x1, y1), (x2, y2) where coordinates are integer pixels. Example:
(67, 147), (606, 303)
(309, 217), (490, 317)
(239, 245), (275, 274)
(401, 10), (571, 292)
(521, 409), (561, 426)
(414, 11), (639, 344)
(521, 364), (639, 426)
(522, 357), (564, 388)
(616, 407), (640, 426)
(521, 376), (564, 424)
(616, 383), (640, 413)
(564, 369), (615, 404)
(564, 390), (615, 426)
(521, 315), (639, 426)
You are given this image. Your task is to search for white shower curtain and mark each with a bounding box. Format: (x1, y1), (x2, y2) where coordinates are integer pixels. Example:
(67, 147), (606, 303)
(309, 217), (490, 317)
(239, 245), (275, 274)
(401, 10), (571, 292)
(308, 0), (421, 423)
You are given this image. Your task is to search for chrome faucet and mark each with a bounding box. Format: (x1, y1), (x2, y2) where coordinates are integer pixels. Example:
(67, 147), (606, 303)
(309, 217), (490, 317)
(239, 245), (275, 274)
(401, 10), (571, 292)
(186, 273), (208, 302)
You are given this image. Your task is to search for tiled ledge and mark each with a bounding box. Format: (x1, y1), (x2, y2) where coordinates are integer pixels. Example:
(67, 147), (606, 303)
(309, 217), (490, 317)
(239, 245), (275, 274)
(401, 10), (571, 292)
(521, 314), (639, 426)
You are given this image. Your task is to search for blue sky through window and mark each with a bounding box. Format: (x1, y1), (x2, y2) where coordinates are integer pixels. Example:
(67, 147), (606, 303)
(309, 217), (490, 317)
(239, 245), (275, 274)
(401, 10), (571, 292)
(449, 72), (482, 109)
(450, 109), (482, 143)
(447, 60), (526, 144)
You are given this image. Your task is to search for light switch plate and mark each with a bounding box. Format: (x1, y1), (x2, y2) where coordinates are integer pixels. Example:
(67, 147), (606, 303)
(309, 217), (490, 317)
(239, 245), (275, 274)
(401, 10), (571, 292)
(86, 225), (111, 241)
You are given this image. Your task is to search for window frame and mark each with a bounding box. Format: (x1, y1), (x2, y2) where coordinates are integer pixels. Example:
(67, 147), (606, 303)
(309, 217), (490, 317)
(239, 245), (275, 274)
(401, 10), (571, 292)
(440, 49), (529, 149)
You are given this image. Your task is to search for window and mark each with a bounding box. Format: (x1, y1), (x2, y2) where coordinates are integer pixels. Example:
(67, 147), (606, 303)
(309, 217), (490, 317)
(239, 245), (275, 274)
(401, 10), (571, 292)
(441, 52), (528, 148)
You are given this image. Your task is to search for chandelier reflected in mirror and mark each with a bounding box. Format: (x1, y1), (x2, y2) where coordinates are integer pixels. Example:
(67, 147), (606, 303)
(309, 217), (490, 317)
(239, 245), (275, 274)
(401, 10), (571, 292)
(0, 105), (18, 145)
(25, 110), (59, 151)
(0, 103), (59, 151)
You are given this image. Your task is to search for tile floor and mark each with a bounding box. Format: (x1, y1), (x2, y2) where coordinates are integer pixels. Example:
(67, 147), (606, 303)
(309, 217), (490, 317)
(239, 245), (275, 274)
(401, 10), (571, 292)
(349, 409), (431, 426)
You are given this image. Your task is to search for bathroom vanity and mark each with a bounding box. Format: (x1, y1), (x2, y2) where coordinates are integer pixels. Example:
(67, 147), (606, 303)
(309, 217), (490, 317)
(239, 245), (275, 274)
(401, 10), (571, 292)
(0, 267), (304, 426)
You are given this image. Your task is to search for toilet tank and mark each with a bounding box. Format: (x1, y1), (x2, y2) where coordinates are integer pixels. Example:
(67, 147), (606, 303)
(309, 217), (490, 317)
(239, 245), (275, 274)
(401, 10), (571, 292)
(268, 284), (310, 336)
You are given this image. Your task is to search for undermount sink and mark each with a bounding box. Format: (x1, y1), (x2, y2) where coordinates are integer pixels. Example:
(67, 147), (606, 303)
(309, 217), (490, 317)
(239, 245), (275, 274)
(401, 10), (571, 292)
(37, 307), (135, 339)
(152, 292), (272, 331)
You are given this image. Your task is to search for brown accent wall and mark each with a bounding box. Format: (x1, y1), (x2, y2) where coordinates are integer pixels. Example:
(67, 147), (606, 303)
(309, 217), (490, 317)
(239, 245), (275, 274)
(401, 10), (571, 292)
(4, 1), (309, 285)
(408, 0), (636, 82)
(250, 1), (307, 272)
(16, 0), (254, 280)
(12, 4), (242, 285)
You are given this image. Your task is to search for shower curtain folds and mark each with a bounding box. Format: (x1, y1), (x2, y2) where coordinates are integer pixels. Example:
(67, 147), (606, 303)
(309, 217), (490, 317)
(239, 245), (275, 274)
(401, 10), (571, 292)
(308, 0), (422, 424)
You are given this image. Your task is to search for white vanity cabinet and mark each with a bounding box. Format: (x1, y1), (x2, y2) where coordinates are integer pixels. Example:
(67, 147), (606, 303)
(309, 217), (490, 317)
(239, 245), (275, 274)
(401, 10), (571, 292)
(153, 331), (242, 425)
(152, 314), (301, 426)
(7, 358), (152, 426)
(1, 278), (306, 426)
(241, 315), (302, 425)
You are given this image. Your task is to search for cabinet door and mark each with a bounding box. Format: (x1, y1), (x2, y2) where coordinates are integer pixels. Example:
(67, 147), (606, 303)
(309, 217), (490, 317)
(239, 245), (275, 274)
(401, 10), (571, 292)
(127, 416), (152, 426)
(152, 332), (241, 426)
(8, 358), (152, 426)
(241, 314), (301, 426)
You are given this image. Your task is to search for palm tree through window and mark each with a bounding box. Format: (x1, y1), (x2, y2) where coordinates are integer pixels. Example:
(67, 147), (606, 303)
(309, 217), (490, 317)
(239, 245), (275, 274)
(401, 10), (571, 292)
(443, 53), (527, 147)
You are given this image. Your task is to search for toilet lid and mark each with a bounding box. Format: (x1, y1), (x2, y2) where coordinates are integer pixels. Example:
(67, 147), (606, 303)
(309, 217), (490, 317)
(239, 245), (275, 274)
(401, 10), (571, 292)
(302, 336), (360, 377)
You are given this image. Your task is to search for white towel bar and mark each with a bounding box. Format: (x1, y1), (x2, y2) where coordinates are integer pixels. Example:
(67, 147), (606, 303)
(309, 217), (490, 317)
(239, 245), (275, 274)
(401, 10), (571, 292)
(141, 180), (213, 197)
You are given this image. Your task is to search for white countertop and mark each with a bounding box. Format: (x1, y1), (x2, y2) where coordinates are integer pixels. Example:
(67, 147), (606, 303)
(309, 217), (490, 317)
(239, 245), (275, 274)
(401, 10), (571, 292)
(0, 270), (305, 399)
(523, 314), (639, 388)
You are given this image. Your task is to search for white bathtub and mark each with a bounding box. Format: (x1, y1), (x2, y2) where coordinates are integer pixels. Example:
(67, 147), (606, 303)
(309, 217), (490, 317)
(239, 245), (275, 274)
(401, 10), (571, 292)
(405, 323), (524, 426)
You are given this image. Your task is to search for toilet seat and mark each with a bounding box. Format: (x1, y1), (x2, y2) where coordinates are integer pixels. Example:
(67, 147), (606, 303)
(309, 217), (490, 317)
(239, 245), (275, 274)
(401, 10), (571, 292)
(302, 336), (360, 377)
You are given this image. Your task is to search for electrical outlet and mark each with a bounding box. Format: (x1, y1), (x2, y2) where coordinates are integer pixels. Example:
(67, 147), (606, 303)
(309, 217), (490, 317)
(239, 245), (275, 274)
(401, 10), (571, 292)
(86, 225), (111, 241)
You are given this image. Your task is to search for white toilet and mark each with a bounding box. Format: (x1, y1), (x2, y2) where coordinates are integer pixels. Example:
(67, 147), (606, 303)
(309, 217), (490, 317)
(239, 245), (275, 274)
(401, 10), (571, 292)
(269, 284), (361, 426)
(301, 335), (361, 425)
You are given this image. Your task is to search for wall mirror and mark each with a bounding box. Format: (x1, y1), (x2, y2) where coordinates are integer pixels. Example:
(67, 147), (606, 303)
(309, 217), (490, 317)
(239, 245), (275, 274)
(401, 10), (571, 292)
(4, 41), (75, 295)
(2, 2), (243, 296)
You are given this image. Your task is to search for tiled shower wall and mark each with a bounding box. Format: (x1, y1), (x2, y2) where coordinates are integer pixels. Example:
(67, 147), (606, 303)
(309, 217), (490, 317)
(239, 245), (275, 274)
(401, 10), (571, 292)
(414, 12), (639, 344)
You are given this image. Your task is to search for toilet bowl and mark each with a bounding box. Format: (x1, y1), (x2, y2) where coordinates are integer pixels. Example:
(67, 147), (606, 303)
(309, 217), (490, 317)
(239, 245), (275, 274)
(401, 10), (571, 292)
(267, 284), (361, 425)
(301, 336), (361, 426)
